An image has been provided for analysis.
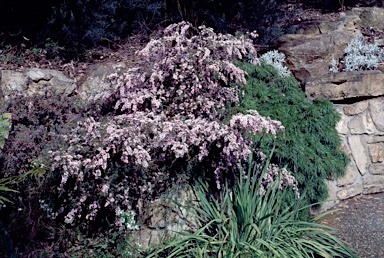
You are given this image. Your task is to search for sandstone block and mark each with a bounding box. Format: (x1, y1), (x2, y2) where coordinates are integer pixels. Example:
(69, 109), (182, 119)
(363, 175), (384, 194)
(0, 69), (75, 101)
(279, 30), (355, 82)
(335, 106), (349, 135)
(337, 164), (359, 186)
(340, 135), (353, 159)
(347, 112), (376, 135)
(336, 184), (363, 200)
(24, 68), (76, 96)
(369, 98), (384, 132)
(78, 62), (126, 97)
(352, 7), (384, 30)
(0, 70), (28, 100)
(366, 135), (384, 144)
(369, 163), (384, 175)
(305, 70), (384, 101)
(368, 143), (384, 163)
(343, 100), (369, 116)
(311, 180), (339, 214)
(348, 135), (368, 175)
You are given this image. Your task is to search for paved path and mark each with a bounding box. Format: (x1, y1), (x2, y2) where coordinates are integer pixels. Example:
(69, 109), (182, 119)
(321, 193), (384, 258)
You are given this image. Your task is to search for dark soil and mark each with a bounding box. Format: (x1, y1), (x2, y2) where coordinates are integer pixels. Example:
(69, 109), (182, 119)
(321, 193), (384, 258)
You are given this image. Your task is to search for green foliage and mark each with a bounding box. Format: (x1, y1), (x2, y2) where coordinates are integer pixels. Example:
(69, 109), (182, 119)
(148, 153), (357, 257)
(0, 113), (11, 149)
(228, 62), (348, 213)
(0, 112), (18, 205)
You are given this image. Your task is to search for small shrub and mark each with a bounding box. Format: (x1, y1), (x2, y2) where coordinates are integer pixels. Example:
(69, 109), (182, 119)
(260, 50), (291, 77)
(329, 57), (339, 73)
(343, 33), (383, 71)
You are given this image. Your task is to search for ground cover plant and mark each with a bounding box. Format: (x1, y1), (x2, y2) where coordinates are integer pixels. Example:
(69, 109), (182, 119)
(146, 152), (357, 258)
(330, 32), (384, 72)
(223, 61), (349, 217)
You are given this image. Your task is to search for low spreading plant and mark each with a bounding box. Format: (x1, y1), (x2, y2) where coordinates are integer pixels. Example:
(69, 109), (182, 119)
(147, 152), (357, 258)
(260, 50), (291, 77)
(331, 32), (384, 72)
(225, 62), (349, 217)
(343, 33), (383, 71)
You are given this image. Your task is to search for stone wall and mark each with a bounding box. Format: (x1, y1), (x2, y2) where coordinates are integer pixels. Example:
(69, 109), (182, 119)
(316, 97), (384, 212)
(277, 7), (384, 212)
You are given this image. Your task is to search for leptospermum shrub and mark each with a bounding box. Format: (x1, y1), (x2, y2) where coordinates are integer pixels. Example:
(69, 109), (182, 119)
(49, 22), (298, 234)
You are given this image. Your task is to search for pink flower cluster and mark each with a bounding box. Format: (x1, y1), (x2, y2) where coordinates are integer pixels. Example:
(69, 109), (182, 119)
(50, 22), (296, 230)
(92, 21), (258, 120)
(257, 164), (300, 197)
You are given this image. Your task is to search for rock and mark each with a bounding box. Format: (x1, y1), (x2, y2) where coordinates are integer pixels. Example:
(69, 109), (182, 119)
(348, 135), (368, 175)
(347, 112), (376, 135)
(279, 30), (356, 82)
(133, 184), (197, 248)
(24, 68), (76, 96)
(78, 62), (126, 96)
(312, 180), (339, 214)
(0, 71), (28, 100)
(369, 163), (384, 175)
(369, 97), (384, 132)
(366, 136), (384, 144)
(352, 7), (384, 30)
(0, 68), (76, 101)
(336, 184), (363, 200)
(305, 70), (384, 100)
(130, 228), (164, 249)
(334, 105), (349, 135)
(363, 175), (384, 194)
(279, 8), (384, 85)
(337, 164), (359, 186)
(343, 100), (369, 116)
(368, 143), (384, 163)
(278, 13), (359, 82)
(340, 135), (353, 159)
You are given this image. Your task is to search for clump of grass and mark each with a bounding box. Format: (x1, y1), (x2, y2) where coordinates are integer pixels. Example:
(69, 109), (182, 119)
(148, 151), (357, 258)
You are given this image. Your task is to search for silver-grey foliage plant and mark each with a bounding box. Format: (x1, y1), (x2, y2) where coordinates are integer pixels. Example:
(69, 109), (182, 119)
(260, 50), (291, 77)
(343, 33), (383, 71)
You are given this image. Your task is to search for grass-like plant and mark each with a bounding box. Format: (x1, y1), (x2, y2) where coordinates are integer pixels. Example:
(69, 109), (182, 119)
(0, 112), (18, 205)
(147, 151), (357, 258)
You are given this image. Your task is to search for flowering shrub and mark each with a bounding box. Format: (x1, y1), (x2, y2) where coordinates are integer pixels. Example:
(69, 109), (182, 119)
(48, 22), (298, 233)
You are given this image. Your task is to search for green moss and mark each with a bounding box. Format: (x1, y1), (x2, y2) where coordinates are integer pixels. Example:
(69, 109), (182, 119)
(229, 62), (348, 213)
